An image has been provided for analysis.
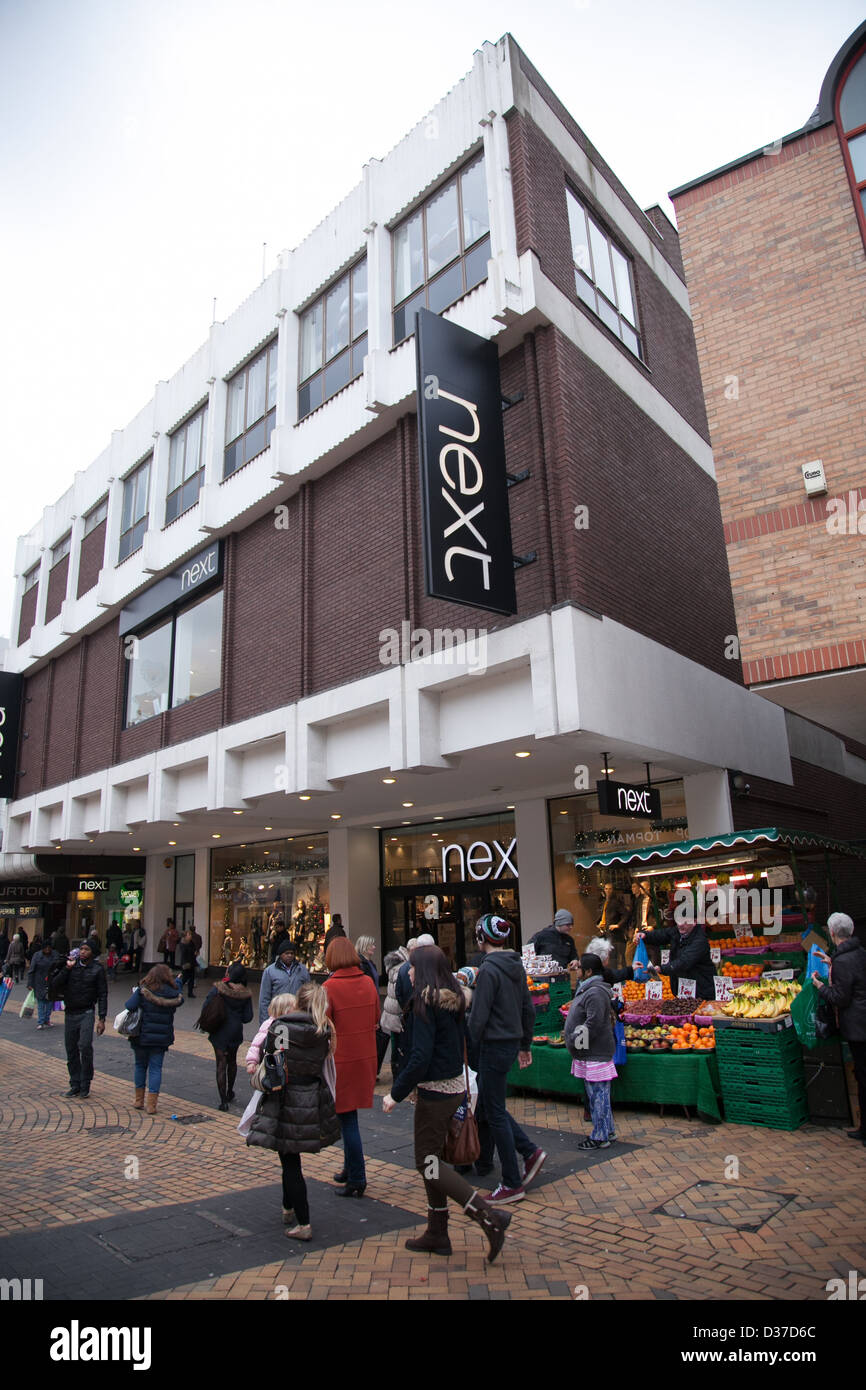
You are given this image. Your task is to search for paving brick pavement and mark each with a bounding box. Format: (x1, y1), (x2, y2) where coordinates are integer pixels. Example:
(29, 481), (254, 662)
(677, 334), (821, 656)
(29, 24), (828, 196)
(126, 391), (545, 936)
(2, 1014), (865, 1301)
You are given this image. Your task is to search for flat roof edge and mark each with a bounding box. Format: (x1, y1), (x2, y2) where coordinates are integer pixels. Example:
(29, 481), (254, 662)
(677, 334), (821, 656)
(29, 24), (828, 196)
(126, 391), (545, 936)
(669, 118), (833, 200)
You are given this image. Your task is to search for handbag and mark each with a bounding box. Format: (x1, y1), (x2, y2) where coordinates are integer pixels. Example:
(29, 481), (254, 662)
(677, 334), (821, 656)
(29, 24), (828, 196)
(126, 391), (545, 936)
(114, 992), (143, 1038)
(19, 989), (36, 1019)
(442, 1049), (481, 1166)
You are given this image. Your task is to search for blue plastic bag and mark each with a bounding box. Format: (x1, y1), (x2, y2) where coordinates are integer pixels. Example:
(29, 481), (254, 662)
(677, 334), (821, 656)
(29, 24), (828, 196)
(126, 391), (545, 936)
(806, 944), (829, 980)
(613, 1018), (627, 1066)
(632, 937), (650, 982)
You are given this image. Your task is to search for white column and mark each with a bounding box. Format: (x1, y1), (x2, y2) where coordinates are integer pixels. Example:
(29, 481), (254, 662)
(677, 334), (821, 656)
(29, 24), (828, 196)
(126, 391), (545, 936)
(513, 798), (553, 947)
(683, 770), (734, 838)
(328, 827), (381, 963)
(194, 848), (211, 964)
(143, 855), (174, 962)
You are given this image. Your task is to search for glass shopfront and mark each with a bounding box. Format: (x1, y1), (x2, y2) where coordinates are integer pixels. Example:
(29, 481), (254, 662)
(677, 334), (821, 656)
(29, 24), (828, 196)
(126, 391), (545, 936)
(210, 836), (330, 972)
(381, 813), (519, 970)
(549, 780), (688, 953)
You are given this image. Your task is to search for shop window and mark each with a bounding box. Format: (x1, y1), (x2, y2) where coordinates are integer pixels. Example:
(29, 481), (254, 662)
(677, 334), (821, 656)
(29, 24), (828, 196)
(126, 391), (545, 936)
(210, 836), (330, 972)
(566, 188), (643, 360)
(118, 457), (151, 562)
(298, 259), (367, 420)
(166, 404), (208, 524)
(224, 341), (278, 479)
(84, 497), (109, 535)
(392, 153), (491, 345)
(836, 44), (866, 243)
(124, 588), (223, 727)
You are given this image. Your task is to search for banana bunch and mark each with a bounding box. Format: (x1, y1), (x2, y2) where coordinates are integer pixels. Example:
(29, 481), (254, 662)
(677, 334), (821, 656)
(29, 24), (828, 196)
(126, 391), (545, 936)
(722, 978), (801, 1018)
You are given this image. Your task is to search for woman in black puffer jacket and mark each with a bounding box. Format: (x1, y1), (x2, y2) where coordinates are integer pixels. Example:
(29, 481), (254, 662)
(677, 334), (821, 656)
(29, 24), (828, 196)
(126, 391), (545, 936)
(246, 981), (340, 1242)
(122, 964), (184, 1115)
(201, 963), (254, 1111)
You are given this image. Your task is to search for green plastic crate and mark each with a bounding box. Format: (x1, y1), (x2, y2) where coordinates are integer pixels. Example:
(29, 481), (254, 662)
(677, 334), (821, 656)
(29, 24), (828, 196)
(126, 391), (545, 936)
(715, 1027), (802, 1056)
(723, 1097), (808, 1130)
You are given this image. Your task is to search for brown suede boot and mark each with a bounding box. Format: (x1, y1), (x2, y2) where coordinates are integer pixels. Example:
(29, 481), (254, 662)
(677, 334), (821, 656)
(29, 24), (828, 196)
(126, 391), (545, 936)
(145, 1093), (158, 1115)
(405, 1206), (452, 1256)
(463, 1190), (511, 1263)
(134, 1087), (145, 1109)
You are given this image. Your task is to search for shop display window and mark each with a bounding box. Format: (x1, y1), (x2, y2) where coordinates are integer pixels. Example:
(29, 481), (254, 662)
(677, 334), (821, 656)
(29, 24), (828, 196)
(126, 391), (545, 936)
(210, 836), (330, 972)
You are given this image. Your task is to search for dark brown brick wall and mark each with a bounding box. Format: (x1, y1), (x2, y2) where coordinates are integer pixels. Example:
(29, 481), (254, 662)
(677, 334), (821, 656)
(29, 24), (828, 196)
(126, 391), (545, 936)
(16, 664), (50, 797)
(18, 584), (38, 648)
(78, 621), (122, 778)
(43, 648), (79, 788)
(45, 556), (69, 624)
(226, 501), (304, 722)
(506, 109), (710, 442)
(77, 521), (106, 598)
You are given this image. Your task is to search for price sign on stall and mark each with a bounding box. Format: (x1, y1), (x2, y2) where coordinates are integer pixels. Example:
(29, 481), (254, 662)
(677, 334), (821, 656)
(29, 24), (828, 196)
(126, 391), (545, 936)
(645, 980), (663, 1000)
(714, 976), (733, 1001)
(734, 922), (750, 940)
(762, 969), (795, 981)
(678, 978), (697, 999)
(611, 981), (624, 1001)
(710, 946), (721, 965)
(660, 949), (670, 965)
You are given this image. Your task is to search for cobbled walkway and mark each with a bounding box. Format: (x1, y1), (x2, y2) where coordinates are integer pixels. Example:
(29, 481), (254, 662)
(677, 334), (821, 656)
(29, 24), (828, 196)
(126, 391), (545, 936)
(1, 1000), (865, 1301)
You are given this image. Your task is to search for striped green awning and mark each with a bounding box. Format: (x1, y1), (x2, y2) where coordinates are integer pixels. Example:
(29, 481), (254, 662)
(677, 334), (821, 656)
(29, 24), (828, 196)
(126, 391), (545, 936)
(572, 826), (866, 870)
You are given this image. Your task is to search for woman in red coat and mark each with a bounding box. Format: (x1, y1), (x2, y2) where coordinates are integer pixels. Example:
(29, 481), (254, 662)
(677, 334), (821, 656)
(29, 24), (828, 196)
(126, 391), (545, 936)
(323, 937), (380, 1197)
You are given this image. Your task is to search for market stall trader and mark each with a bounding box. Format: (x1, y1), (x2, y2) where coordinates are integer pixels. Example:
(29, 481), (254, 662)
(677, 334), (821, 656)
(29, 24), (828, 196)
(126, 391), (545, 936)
(529, 910), (579, 969)
(635, 918), (715, 1000)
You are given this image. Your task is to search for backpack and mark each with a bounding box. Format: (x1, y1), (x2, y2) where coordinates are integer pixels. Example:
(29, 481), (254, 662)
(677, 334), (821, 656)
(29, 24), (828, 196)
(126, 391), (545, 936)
(195, 991), (227, 1035)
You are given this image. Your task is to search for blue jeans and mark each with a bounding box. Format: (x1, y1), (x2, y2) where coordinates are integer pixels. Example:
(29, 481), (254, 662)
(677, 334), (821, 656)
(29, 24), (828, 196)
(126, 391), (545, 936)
(133, 1047), (166, 1093)
(476, 1041), (535, 1189)
(37, 997), (53, 1025)
(338, 1110), (366, 1183)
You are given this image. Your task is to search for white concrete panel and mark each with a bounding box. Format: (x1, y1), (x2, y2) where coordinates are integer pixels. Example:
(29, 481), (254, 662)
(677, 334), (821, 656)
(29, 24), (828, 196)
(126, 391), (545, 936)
(513, 797), (554, 944)
(683, 771), (734, 838)
(325, 710), (390, 781)
(439, 667), (534, 755)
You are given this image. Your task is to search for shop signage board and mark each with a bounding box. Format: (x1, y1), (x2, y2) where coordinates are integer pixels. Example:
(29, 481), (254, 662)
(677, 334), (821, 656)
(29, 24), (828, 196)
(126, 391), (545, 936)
(416, 308), (516, 616)
(714, 976), (733, 1001)
(441, 837), (518, 882)
(78, 879), (108, 892)
(678, 977), (697, 998)
(119, 540), (222, 638)
(595, 779), (662, 819)
(0, 882), (51, 901)
(0, 672), (24, 800)
(765, 865), (795, 887)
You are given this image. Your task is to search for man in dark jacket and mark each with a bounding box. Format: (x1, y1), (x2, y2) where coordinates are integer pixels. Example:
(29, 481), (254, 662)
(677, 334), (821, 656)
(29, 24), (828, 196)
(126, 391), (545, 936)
(529, 909), (579, 969)
(467, 915), (545, 1205)
(323, 913), (347, 951)
(106, 919), (124, 953)
(50, 940), (108, 1098)
(51, 925), (70, 958)
(28, 940), (60, 1028)
(258, 946), (311, 1024)
(813, 913), (866, 1144)
(636, 919), (715, 1001)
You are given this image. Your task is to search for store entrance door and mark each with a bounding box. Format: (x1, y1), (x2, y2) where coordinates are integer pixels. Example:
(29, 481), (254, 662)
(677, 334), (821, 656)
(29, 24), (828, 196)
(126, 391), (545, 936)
(381, 883), (520, 971)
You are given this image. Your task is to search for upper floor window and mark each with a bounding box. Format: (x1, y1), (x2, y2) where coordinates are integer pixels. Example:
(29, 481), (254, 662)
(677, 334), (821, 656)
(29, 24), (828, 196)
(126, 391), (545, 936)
(224, 342), (277, 479)
(51, 534), (71, 566)
(118, 457), (151, 562)
(23, 565), (39, 593)
(566, 188), (642, 360)
(392, 154), (490, 344)
(124, 587), (223, 727)
(84, 497), (108, 535)
(298, 260), (367, 420)
(167, 404), (208, 524)
(837, 45), (866, 235)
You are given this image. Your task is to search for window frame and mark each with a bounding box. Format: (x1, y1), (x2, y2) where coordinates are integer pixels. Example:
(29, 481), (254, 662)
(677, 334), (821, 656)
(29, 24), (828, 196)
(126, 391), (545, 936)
(297, 257), (368, 421)
(118, 457), (151, 563)
(122, 584), (224, 729)
(391, 152), (491, 346)
(223, 340), (278, 480)
(23, 565), (39, 594)
(835, 43), (866, 249)
(84, 497), (108, 536)
(565, 186), (644, 361)
(51, 534), (71, 566)
(166, 402), (208, 525)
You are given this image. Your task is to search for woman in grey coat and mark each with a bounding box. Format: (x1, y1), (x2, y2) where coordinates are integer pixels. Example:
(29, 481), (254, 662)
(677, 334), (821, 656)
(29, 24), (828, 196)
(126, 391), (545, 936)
(27, 941), (61, 1027)
(564, 954), (618, 1150)
(6, 934), (26, 984)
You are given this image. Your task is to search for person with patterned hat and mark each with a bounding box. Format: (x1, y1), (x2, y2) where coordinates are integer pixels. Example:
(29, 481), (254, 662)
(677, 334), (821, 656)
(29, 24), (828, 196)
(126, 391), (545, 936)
(466, 915), (546, 1205)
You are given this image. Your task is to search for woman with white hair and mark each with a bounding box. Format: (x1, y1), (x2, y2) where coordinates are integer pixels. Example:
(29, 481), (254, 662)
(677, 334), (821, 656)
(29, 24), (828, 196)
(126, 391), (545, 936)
(812, 913), (866, 1145)
(585, 938), (634, 986)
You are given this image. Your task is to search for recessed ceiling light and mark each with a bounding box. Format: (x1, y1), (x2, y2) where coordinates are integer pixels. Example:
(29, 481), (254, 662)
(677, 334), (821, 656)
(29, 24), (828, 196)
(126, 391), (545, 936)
(263, 850), (270, 855)
(173, 823), (180, 827)
(330, 813), (342, 820)
(506, 805), (515, 810)
(515, 751), (531, 758)
(240, 844), (246, 848)
(287, 837), (294, 841)
(265, 826), (272, 830)
(168, 840), (177, 846)
(560, 810), (568, 815)
(382, 777), (396, 784)
(390, 837), (398, 842)
(233, 810), (243, 815)
(299, 795), (311, 801)
(433, 816), (444, 821)
(258, 884), (265, 890)
(307, 845), (314, 850)
(212, 834), (221, 839)
(133, 847), (141, 852)
(402, 820), (411, 825)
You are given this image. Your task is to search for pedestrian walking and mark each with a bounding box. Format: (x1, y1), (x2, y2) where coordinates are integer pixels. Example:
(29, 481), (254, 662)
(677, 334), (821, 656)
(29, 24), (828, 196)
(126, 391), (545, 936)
(5, 933), (26, 983)
(49, 940), (108, 1098)
(391, 934), (435, 1079)
(106, 919), (124, 954)
(0, 925), (10, 969)
(564, 953), (618, 1149)
(812, 913), (866, 1146)
(382, 944), (513, 1262)
(28, 940), (60, 1028)
(26, 934), (44, 963)
(51, 925), (70, 959)
(245, 982), (340, 1241)
(159, 920), (179, 968)
(106, 944), (120, 980)
(323, 913), (347, 952)
(128, 921), (146, 973)
(199, 963), (254, 1111)
(178, 930), (198, 998)
(124, 964), (184, 1114)
(323, 937), (379, 1197)
(378, 944), (410, 1076)
(257, 943), (310, 1024)
(354, 936), (380, 991)
(466, 915), (545, 1204)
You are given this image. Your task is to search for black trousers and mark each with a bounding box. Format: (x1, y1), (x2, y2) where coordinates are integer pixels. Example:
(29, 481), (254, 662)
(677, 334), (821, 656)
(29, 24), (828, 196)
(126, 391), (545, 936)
(65, 1008), (95, 1089)
(849, 1039), (866, 1133)
(279, 1151), (309, 1224)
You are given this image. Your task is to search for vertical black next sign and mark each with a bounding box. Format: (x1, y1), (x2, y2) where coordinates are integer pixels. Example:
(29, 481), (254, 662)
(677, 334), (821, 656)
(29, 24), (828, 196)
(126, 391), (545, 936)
(0, 672), (24, 800)
(416, 308), (516, 616)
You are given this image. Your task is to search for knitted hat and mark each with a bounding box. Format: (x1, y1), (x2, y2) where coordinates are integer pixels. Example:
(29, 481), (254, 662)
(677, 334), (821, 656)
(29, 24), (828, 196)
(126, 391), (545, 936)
(553, 909), (574, 928)
(475, 914), (512, 945)
(455, 966), (478, 988)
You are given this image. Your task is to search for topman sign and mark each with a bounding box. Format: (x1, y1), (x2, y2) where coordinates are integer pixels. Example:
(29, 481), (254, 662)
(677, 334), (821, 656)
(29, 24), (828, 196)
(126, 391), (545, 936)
(416, 309), (516, 616)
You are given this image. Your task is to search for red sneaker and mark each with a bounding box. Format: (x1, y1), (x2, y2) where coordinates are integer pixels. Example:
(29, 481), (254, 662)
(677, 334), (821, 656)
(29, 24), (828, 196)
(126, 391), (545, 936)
(486, 1184), (525, 1204)
(522, 1148), (547, 1189)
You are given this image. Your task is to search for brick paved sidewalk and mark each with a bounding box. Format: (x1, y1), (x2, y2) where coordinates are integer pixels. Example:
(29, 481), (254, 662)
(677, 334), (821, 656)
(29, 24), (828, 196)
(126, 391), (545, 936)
(1, 1009), (865, 1300)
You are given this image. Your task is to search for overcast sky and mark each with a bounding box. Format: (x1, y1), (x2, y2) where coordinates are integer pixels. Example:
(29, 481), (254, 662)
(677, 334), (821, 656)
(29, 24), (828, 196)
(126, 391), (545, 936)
(1, 0), (862, 641)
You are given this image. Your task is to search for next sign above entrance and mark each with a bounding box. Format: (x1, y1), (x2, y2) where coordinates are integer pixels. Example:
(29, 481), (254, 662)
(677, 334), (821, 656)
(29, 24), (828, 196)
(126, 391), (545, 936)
(442, 837), (518, 882)
(596, 778), (662, 820)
